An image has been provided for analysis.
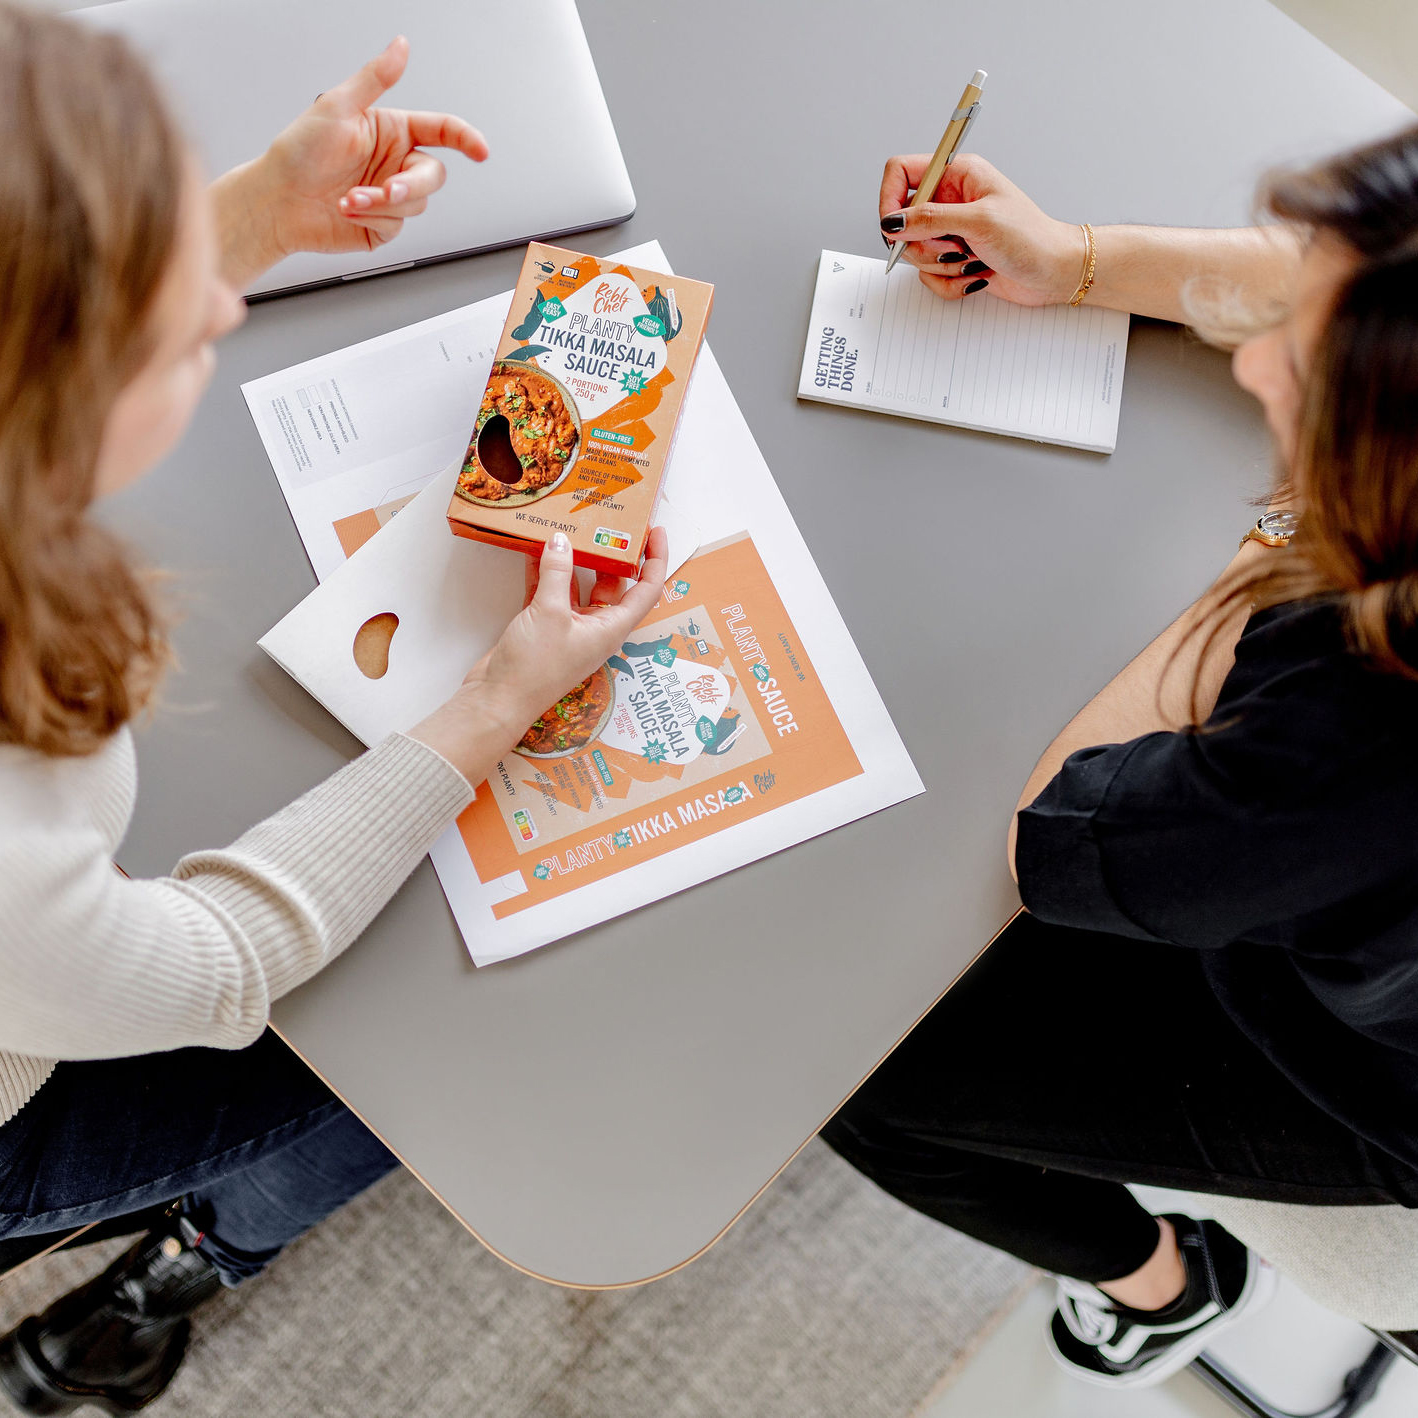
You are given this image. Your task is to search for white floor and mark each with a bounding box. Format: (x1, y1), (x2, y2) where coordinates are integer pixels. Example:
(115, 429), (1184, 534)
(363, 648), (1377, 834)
(920, 1274), (1418, 1418)
(1271, 0), (1418, 110)
(920, 1181), (1418, 1418)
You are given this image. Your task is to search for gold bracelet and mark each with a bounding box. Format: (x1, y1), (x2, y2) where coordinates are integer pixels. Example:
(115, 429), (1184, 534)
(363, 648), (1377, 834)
(1068, 223), (1096, 307)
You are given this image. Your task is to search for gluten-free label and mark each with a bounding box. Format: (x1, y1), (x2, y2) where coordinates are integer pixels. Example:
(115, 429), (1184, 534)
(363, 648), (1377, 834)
(591, 426), (635, 446)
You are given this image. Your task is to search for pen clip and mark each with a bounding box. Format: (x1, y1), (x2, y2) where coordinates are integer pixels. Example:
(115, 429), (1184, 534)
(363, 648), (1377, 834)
(947, 102), (980, 162)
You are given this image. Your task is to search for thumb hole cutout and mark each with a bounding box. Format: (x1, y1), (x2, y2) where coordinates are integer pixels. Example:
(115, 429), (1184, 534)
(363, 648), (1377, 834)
(354, 612), (399, 679)
(476, 414), (525, 485)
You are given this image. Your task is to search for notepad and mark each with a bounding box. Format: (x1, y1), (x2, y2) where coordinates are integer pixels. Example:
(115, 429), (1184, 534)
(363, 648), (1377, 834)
(798, 250), (1130, 453)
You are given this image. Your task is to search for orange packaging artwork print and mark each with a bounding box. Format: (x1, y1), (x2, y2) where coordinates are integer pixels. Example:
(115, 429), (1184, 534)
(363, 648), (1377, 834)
(447, 242), (714, 575)
(454, 532), (865, 918)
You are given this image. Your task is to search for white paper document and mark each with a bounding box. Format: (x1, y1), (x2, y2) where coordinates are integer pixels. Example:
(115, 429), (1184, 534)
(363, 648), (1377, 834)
(242, 250), (701, 582)
(798, 249), (1130, 453)
(243, 299), (499, 580)
(250, 243), (924, 965)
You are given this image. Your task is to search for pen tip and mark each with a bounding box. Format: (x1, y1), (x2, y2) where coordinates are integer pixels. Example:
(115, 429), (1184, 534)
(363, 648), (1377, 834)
(971, 69), (987, 87)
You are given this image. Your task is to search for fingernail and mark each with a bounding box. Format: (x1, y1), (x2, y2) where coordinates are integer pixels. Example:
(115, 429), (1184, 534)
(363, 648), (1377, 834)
(937, 252), (966, 264)
(348, 191), (371, 209)
(550, 532), (570, 554)
(388, 180), (407, 202)
(964, 278), (989, 295)
(882, 233), (893, 249)
(961, 260), (988, 276)
(880, 213), (905, 234)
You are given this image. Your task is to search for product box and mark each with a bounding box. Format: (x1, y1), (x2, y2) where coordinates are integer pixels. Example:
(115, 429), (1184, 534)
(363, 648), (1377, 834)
(448, 243), (714, 575)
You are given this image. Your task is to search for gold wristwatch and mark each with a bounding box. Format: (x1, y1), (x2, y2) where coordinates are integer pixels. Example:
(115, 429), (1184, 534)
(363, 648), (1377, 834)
(1240, 510), (1299, 550)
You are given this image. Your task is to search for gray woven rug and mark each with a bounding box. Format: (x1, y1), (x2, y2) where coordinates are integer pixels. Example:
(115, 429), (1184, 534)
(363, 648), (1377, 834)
(0, 1141), (1031, 1418)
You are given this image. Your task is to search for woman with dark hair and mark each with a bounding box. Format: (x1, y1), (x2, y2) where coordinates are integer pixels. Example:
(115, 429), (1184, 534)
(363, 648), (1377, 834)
(826, 128), (1418, 1389)
(0, 4), (666, 1412)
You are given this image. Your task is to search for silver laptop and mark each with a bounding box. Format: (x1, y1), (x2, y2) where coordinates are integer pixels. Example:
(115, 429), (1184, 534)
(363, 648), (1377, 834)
(71, 0), (635, 299)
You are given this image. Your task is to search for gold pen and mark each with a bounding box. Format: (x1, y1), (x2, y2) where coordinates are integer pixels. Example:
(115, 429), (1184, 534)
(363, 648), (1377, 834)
(884, 69), (987, 275)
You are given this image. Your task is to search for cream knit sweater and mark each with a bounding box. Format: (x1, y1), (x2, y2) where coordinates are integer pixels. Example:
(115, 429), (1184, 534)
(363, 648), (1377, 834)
(0, 727), (473, 1126)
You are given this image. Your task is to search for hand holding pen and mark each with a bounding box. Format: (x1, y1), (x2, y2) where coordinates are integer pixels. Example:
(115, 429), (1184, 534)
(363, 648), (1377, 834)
(880, 70), (986, 276)
(878, 150), (1096, 307)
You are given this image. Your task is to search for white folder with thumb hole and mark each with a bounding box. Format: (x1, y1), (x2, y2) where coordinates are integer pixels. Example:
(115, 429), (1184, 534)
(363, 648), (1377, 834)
(257, 464), (702, 751)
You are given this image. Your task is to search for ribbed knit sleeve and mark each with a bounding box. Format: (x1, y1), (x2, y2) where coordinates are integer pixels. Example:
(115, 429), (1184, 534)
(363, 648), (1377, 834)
(0, 732), (472, 1065)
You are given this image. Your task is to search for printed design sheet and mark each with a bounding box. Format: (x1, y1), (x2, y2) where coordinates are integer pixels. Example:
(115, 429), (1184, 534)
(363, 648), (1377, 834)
(460, 532), (862, 917)
(245, 300), (503, 580)
(250, 243), (924, 965)
(798, 250), (1130, 453)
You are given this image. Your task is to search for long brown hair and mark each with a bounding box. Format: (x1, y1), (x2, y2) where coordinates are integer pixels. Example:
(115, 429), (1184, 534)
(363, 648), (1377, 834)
(1186, 125), (1418, 710)
(0, 2), (183, 757)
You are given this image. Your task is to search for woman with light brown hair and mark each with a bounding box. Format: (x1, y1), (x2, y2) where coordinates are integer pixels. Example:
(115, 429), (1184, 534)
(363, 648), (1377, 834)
(826, 127), (1418, 1388)
(0, 4), (667, 1411)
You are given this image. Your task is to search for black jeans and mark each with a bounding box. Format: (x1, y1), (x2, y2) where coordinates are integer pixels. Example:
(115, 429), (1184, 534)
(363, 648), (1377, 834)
(0, 1031), (399, 1286)
(822, 912), (1418, 1283)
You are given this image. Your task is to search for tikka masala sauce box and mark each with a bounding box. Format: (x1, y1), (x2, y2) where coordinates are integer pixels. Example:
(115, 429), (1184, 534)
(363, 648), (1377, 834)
(447, 242), (713, 575)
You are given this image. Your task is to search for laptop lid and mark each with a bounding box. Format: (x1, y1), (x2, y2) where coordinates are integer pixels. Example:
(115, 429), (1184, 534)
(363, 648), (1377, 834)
(71, 0), (635, 298)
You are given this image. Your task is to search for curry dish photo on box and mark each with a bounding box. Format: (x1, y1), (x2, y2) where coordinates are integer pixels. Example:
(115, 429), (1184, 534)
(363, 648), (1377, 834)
(515, 665), (617, 759)
(458, 361), (581, 507)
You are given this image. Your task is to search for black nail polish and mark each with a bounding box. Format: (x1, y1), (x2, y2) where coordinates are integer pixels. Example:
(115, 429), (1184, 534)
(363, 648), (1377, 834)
(937, 252), (966, 264)
(964, 278), (988, 294)
(961, 260), (989, 276)
(883, 233), (894, 249)
(880, 213), (905, 234)
(943, 234), (973, 255)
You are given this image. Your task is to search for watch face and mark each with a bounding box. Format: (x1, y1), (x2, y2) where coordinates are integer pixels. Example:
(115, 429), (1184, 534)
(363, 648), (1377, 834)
(1258, 510), (1300, 540)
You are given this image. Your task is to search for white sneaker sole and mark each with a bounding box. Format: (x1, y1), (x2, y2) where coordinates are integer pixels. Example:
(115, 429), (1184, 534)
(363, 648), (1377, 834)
(1046, 1256), (1279, 1391)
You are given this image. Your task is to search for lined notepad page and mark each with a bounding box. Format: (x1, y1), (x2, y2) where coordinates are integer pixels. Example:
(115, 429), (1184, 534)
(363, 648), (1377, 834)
(798, 251), (1130, 453)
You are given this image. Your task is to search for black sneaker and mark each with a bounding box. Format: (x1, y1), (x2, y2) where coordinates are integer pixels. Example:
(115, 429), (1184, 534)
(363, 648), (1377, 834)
(1046, 1214), (1276, 1389)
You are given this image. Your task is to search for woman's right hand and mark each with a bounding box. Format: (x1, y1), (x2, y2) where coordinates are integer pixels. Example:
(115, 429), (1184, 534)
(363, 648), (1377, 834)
(410, 528), (669, 786)
(880, 152), (1086, 307)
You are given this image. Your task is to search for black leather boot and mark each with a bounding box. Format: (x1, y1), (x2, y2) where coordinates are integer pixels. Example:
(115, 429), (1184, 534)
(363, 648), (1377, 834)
(0, 1209), (223, 1415)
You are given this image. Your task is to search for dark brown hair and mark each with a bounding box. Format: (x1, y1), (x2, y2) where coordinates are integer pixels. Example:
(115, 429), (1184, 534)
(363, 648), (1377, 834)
(0, 2), (183, 756)
(1190, 125), (1418, 705)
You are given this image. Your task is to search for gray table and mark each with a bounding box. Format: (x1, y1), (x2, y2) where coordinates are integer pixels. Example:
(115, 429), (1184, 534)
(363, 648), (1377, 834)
(104, 0), (1410, 1286)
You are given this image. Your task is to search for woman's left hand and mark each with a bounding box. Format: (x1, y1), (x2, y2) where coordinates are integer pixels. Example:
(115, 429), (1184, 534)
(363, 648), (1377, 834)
(212, 36), (488, 287)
